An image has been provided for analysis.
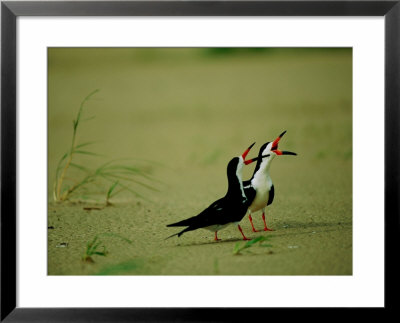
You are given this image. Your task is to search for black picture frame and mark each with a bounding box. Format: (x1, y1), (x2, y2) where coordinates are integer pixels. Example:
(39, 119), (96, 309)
(1, 0), (398, 321)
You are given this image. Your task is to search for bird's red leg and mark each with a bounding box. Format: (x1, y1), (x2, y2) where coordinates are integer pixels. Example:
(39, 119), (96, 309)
(248, 213), (258, 232)
(262, 211), (274, 231)
(214, 232), (221, 241)
(238, 225), (251, 240)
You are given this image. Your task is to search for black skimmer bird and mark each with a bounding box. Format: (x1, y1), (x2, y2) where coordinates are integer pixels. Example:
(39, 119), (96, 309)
(166, 143), (270, 241)
(243, 131), (297, 232)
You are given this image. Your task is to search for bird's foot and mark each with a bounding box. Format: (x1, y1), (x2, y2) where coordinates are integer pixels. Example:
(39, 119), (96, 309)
(262, 213), (273, 231)
(237, 225), (251, 241)
(252, 228), (258, 233)
(214, 232), (221, 241)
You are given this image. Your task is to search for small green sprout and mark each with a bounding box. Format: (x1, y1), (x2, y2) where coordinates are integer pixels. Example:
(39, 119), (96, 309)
(82, 233), (132, 263)
(82, 236), (108, 263)
(105, 180), (119, 206)
(233, 236), (272, 255)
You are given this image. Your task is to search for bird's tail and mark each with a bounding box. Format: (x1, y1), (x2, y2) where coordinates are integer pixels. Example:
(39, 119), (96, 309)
(166, 218), (193, 227)
(164, 227), (191, 240)
(164, 232), (180, 240)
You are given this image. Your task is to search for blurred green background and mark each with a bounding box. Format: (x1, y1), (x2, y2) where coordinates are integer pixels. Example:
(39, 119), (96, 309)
(48, 48), (352, 275)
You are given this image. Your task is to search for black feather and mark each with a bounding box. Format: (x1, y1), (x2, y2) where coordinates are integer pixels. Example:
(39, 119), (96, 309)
(166, 157), (250, 239)
(267, 184), (275, 206)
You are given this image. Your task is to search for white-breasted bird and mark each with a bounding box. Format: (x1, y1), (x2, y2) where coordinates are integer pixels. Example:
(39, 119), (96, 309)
(243, 131), (297, 232)
(166, 143), (270, 241)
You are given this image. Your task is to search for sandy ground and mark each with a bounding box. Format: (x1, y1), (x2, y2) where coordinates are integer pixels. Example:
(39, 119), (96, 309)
(48, 48), (352, 275)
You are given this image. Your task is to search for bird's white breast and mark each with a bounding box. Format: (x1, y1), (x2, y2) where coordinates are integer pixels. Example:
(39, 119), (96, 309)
(248, 173), (272, 213)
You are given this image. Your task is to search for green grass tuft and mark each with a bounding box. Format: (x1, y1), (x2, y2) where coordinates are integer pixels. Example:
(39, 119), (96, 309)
(53, 90), (159, 204)
(233, 236), (272, 255)
(82, 233), (132, 263)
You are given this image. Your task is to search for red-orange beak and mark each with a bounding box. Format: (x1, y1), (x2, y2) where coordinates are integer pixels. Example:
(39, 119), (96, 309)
(270, 130), (297, 156)
(244, 154), (271, 165)
(271, 130), (286, 151)
(241, 142), (255, 161)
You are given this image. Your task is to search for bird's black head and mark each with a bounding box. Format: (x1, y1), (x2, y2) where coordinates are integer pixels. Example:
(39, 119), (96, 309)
(225, 156), (244, 198)
(227, 157), (241, 177)
(258, 142), (270, 156)
(258, 131), (297, 157)
(250, 131), (297, 177)
(226, 143), (256, 182)
(226, 149), (271, 182)
(250, 142), (270, 175)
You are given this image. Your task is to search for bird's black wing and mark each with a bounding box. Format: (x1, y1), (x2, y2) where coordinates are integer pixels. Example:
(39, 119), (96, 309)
(166, 197), (225, 227)
(267, 184), (275, 205)
(243, 183), (257, 206)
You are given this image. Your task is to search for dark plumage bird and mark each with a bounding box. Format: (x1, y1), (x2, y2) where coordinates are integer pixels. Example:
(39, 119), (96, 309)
(166, 143), (270, 241)
(243, 131), (297, 232)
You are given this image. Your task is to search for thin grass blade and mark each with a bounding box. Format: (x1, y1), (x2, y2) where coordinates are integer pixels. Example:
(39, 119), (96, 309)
(70, 163), (90, 172)
(74, 150), (103, 157)
(75, 141), (98, 149)
(100, 175), (150, 202)
(107, 180), (119, 198)
(101, 173), (159, 191)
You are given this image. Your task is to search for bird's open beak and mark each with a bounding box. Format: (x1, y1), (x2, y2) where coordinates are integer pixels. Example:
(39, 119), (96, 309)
(270, 130), (286, 150)
(241, 142), (255, 161)
(270, 130), (297, 156)
(242, 142), (269, 165)
(272, 150), (297, 156)
(244, 154), (270, 165)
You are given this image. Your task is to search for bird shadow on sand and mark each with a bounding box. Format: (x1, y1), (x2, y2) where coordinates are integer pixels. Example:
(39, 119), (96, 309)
(170, 236), (253, 247)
